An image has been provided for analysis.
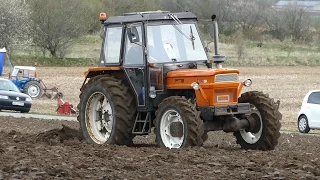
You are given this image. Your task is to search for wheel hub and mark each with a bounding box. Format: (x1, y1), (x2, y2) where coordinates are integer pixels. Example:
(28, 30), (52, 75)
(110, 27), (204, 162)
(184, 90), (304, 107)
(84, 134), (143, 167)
(299, 118), (307, 131)
(160, 109), (185, 148)
(86, 92), (113, 144)
(246, 113), (261, 134)
(239, 105), (263, 144)
(28, 85), (40, 97)
(169, 122), (183, 137)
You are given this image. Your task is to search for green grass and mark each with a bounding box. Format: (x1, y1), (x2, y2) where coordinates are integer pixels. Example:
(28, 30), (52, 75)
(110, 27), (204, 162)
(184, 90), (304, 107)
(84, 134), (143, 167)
(8, 34), (320, 67)
(211, 41), (320, 66)
(9, 55), (98, 67)
(247, 41), (319, 53)
(73, 34), (102, 45)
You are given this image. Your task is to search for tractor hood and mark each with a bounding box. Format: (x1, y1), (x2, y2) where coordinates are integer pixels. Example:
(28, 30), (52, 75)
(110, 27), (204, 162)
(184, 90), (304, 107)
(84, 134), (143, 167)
(166, 68), (241, 90)
(166, 68), (240, 78)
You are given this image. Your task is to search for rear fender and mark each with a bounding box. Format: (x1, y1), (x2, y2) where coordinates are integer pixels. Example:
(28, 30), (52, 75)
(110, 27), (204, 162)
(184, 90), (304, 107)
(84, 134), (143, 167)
(81, 67), (126, 90)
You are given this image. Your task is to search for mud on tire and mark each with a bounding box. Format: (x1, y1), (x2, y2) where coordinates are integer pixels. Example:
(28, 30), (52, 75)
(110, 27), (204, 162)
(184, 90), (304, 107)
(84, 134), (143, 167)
(233, 91), (282, 150)
(78, 75), (136, 145)
(154, 96), (205, 148)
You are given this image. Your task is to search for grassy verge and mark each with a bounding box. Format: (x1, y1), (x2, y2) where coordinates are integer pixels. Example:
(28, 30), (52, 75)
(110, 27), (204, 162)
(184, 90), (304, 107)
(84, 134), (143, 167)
(8, 55), (98, 67)
(7, 34), (320, 67)
(211, 41), (320, 66)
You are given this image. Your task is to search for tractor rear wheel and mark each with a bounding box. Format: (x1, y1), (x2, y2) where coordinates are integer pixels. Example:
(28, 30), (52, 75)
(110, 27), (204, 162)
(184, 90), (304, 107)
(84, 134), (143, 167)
(154, 96), (205, 148)
(24, 80), (43, 98)
(233, 91), (282, 150)
(78, 75), (136, 145)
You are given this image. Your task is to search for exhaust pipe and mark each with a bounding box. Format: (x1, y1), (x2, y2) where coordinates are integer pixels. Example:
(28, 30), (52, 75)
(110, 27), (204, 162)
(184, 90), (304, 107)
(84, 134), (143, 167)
(209, 14), (226, 69)
(212, 15), (219, 56)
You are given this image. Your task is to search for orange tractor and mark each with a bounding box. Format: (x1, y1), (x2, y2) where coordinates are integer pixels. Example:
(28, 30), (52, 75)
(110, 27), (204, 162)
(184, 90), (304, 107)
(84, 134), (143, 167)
(78, 11), (281, 150)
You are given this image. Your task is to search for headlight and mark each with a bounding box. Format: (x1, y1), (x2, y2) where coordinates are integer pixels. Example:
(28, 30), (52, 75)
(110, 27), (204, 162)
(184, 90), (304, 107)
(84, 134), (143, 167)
(243, 79), (252, 87)
(0, 95), (9, 99)
(149, 86), (156, 99)
(191, 82), (200, 90)
(26, 97), (32, 102)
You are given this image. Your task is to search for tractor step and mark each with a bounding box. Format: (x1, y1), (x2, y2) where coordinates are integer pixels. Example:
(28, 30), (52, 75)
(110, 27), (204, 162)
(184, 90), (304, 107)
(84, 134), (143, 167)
(132, 112), (151, 135)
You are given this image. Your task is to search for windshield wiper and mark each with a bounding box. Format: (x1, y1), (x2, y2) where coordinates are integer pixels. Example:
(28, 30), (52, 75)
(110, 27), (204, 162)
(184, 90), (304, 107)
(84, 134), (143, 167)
(168, 13), (196, 49)
(190, 26), (195, 50)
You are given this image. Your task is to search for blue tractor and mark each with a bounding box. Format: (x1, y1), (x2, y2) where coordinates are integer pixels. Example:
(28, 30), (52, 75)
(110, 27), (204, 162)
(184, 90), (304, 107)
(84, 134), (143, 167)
(10, 66), (43, 98)
(9, 66), (62, 98)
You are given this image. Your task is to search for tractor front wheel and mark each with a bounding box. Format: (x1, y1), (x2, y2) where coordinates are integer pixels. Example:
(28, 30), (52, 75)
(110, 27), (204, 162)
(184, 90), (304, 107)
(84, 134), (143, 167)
(24, 81), (43, 98)
(154, 96), (205, 148)
(233, 91), (282, 150)
(78, 76), (136, 145)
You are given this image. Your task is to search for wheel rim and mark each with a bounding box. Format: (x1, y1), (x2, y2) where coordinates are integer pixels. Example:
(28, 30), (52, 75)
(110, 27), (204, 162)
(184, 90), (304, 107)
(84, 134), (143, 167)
(28, 85), (40, 97)
(160, 109), (184, 148)
(85, 92), (113, 144)
(239, 105), (263, 144)
(299, 117), (307, 131)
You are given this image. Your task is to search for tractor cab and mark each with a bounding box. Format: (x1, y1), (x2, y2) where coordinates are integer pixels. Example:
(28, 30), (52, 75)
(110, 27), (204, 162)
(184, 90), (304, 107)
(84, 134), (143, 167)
(10, 66), (38, 91)
(78, 11), (282, 150)
(10, 66), (37, 79)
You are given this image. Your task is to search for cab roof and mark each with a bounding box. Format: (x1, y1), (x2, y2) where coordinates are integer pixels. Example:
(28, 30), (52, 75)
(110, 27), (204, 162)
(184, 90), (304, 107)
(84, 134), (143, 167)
(104, 11), (197, 25)
(13, 66), (36, 71)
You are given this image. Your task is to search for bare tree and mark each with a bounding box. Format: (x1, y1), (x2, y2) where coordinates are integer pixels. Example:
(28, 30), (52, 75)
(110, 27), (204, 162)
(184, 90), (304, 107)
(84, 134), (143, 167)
(264, 8), (287, 41)
(229, 0), (263, 37)
(28, 0), (90, 58)
(265, 5), (312, 42)
(283, 5), (312, 41)
(0, 0), (30, 50)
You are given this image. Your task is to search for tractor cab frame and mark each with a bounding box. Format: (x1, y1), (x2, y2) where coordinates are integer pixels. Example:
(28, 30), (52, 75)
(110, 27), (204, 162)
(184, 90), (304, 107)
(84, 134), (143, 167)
(79, 11), (282, 150)
(90, 11), (209, 109)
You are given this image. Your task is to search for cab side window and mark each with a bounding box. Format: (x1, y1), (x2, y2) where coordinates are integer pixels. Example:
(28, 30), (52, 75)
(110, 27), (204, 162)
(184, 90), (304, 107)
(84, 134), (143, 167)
(104, 26), (123, 64)
(124, 24), (144, 65)
(307, 92), (320, 104)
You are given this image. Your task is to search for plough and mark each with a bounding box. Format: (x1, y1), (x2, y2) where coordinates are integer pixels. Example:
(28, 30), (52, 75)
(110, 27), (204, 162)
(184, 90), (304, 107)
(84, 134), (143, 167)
(56, 93), (77, 116)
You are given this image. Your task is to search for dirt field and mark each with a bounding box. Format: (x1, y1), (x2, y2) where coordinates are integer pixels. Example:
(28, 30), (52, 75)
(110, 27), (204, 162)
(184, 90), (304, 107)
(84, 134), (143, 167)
(2, 66), (320, 131)
(0, 117), (320, 179)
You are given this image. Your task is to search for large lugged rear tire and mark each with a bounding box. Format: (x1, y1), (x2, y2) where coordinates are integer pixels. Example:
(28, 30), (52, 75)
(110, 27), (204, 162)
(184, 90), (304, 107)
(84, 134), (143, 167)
(233, 91), (282, 150)
(154, 96), (205, 148)
(23, 80), (43, 98)
(78, 75), (136, 145)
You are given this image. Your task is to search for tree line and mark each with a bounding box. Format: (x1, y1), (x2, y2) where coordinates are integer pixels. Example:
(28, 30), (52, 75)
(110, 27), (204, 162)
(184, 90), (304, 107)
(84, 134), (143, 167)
(0, 0), (319, 58)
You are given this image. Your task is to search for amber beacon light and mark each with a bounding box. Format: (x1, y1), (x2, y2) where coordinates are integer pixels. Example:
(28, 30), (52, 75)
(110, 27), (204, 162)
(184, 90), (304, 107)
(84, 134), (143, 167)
(100, 12), (107, 22)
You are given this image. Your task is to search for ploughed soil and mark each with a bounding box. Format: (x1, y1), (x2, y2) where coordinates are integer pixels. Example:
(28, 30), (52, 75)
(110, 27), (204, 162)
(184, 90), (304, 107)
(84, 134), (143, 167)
(0, 117), (320, 179)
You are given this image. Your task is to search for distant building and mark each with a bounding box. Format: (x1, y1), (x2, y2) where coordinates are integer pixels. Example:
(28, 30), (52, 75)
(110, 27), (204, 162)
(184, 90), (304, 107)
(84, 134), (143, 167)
(273, 1), (320, 15)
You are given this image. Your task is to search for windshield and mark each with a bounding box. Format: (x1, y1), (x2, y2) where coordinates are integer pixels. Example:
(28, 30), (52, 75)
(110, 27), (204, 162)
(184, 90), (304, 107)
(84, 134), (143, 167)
(147, 23), (208, 63)
(0, 80), (20, 92)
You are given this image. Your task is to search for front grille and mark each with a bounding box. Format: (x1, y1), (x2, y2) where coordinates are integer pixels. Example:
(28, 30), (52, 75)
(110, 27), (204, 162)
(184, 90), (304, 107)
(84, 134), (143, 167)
(9, 96), (26, 101)
(215, 73), (239, 82)
(214, 88), (237, 103)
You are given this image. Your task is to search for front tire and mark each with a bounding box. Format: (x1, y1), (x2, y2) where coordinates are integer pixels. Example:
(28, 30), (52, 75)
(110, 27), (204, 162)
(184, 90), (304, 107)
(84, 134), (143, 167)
(78, 76), (136, 145)
(154, 96), (205, 148)
(298, 115), (310, 133)
(24, 81), (43, 98)
(233, 91), (282, 150)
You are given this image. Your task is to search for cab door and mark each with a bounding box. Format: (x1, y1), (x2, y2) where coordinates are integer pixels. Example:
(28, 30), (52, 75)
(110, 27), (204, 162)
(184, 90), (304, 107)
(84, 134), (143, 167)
(122, 23), (148, 109)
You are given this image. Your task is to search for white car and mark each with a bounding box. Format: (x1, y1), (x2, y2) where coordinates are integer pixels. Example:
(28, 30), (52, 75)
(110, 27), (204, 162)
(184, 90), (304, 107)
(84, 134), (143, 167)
(298, 90), (320, 133)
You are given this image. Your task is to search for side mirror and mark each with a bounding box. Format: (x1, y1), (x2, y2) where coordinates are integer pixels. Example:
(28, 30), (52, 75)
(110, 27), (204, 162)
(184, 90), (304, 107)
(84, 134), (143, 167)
(127, 25), (140, 43)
